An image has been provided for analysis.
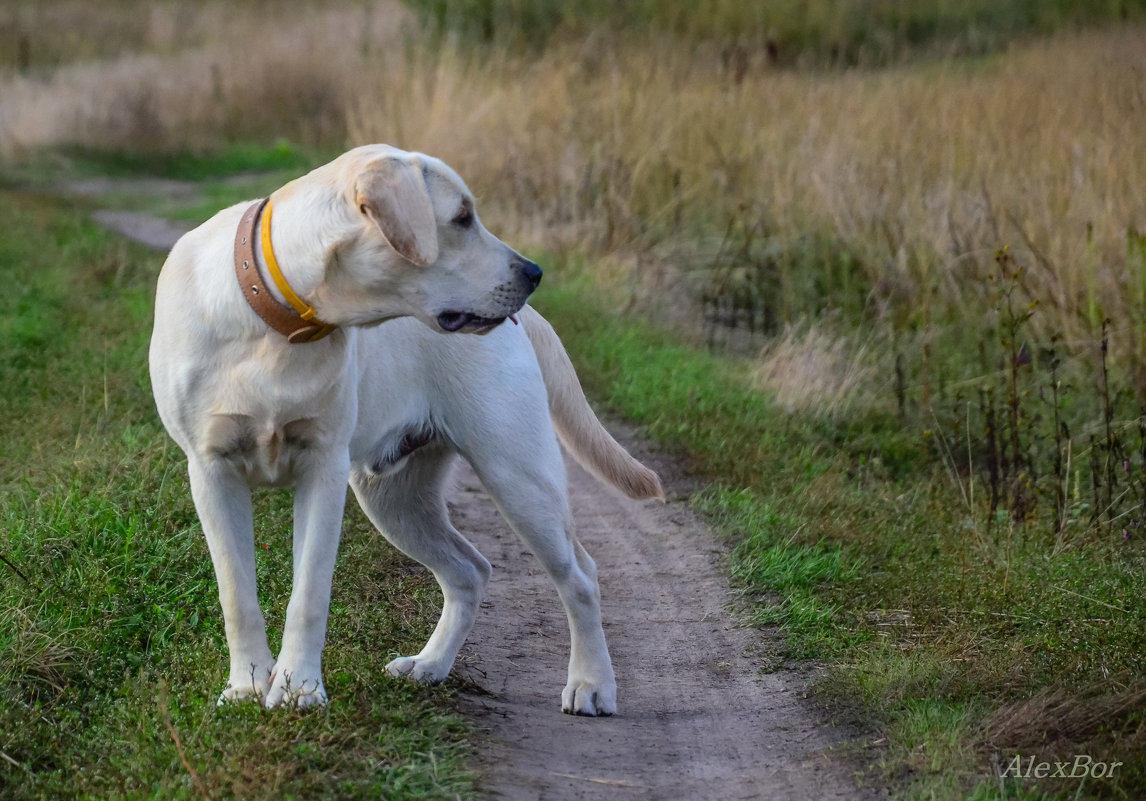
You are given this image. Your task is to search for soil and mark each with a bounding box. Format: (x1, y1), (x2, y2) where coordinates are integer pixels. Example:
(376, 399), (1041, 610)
(448, 443), (870, 801)
(76, 204), (874, 801)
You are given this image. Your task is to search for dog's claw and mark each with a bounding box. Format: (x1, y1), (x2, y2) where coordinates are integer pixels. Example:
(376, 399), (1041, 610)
(562, 679), (617, 717)
(263, 668), (327, 709)
(217, 685), (264, 706)
(217, 661), (274, 706)
(386, 655), (450, 684)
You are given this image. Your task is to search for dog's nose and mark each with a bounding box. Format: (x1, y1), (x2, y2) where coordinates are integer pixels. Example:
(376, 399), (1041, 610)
(519, 258), (543, 292)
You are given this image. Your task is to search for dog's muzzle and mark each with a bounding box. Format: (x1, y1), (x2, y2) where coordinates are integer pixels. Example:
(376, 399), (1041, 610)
(436, 259), (542, 333)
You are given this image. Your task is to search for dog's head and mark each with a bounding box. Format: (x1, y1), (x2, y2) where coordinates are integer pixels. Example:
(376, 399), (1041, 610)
(297, 145), (540, 334)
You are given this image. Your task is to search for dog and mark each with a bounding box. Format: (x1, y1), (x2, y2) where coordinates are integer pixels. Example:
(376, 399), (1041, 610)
(149, 144), (663, 715)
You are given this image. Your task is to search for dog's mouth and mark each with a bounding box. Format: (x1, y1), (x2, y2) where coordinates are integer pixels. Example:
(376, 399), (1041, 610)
(436, 311), (519, 333)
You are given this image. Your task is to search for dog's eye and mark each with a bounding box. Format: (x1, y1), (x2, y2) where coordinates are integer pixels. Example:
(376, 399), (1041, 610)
(452, 208), (474, 229)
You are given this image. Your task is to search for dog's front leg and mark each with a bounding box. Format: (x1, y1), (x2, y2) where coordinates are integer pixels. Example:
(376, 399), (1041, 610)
(188, 459), (276, 704)
(264, 452), (350, 709)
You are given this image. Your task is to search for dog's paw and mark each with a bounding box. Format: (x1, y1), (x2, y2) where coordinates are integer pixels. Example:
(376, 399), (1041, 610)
(217, 662), (274, 706)
(263, 669), (327, 710)
(217, 682), (265, 706)
(561, 677), (617, 717)
(385, 655), (450, 684)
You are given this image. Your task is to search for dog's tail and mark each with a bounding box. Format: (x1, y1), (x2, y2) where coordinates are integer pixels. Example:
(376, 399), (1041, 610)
(519, 305), (665, 501)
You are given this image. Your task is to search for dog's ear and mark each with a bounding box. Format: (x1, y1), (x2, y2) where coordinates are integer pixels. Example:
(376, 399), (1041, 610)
(355, 158), (440, 266)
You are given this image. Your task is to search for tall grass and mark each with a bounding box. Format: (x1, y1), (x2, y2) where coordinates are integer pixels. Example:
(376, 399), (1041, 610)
(404, 0), (1146, 66)
(0, 2), (411, 156)
(344, 27), (1146, 385)
(0, 0), (277, 72)
(3, 5), (1143, 389)
(4, 1), (1144, 529)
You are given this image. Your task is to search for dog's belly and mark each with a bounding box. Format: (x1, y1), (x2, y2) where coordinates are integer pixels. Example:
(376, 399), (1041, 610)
(204, 413), (321, 486)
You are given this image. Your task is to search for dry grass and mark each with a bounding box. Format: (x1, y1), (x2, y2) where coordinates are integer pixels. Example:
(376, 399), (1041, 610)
(2, 4), (1144, 398)
(754, 325), (880, 420)
(345, 28), (1146, 360)
(0, 2), (411, 156)
(346, 26), (1146, 395)
(979, 678), (1146, 796)
(983, 679), (1146, 747)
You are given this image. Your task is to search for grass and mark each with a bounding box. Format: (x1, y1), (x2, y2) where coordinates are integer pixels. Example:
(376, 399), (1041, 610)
(342, 27), (1146, 383)
(60, 139), (318, 181)
(532, 267), (1146, 799)
(4, 0), (1144, 75)
(0, 143), (324, 233)
(3, 3), (1144, 388)
(0, 190), (472, 800)
(404, 0), (1146, 65)
(3, 2), (1146, 797)
(0, 1), (326, 73)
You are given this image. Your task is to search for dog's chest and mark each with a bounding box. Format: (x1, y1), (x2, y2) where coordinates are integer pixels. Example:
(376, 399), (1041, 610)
(205, 413), (323, 486)
(188, 339), (357, 487)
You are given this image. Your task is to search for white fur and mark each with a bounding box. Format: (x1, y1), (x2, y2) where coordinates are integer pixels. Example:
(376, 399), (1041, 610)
(149, 145), (660, 715)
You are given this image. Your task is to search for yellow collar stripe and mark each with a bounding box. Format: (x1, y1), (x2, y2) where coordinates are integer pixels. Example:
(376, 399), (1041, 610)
(261, 199), (324, 324)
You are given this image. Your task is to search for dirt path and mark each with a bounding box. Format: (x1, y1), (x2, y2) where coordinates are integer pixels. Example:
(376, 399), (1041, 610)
(449, 443), (867, 801)
(80, 207), (869, 801)
(91, 209), (194, 251)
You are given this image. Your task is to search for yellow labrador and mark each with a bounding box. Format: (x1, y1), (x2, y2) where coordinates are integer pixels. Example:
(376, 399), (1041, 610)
(149, 145), (662, 715)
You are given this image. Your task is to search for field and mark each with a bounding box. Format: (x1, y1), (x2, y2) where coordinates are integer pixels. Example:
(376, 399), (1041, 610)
(3, 1), (1146, 798)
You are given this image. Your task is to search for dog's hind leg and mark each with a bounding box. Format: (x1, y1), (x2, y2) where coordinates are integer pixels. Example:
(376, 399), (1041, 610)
(350, 446), (491, 683)
(464, 432), (617, 717)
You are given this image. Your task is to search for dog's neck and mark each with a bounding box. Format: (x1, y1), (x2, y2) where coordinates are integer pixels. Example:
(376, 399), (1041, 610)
(232, 194), (341, 344)
(254, 187), (331, 312)
(243, 171), (425, 333)
(259, 199), (329, 326)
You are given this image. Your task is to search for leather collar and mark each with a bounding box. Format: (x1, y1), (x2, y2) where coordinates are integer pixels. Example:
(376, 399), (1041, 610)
(234, 198), (336, 344)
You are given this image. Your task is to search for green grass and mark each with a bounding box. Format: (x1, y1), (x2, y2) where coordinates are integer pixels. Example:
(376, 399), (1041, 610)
(532, 264), (1146, 800)
(0, 141), (324, 232)
(0, 191), (472, 799)
(694, 485), (866, 659)
(163, 173), (303, 225)
(0, 140), (318, 190)
(59, 139), (320, 182)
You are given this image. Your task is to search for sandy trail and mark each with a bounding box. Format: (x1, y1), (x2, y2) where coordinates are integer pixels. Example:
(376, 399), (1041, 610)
(448, 444), (865, 801)
(77, 204), (867, 801)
